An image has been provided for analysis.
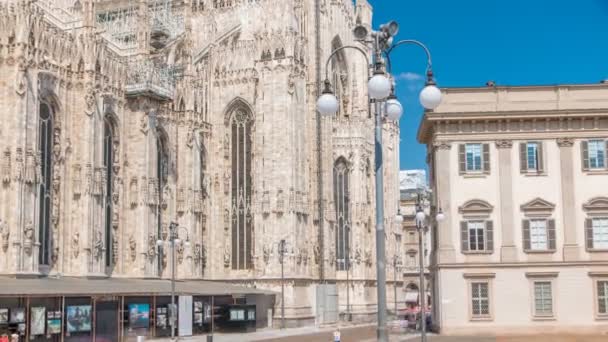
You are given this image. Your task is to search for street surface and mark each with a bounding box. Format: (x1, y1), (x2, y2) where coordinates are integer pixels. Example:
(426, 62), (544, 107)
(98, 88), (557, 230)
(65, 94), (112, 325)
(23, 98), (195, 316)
(153, 323), (608, 342)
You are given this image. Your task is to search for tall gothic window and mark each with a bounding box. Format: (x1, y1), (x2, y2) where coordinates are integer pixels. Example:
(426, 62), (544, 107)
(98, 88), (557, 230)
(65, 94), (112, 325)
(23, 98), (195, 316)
(334, 157), (350, 271)
(157, 132), (169, 237)
(230, 108), (253, 270)
(37, 102), (53, 266)
(103, 117), (114, 268)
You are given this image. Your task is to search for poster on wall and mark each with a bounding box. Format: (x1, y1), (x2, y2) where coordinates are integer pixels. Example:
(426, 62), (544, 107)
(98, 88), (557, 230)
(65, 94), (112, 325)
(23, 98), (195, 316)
(204, 304), (212, 323)
(17, 323), (26, 335)
(47, 319), (61, 335)
(156, 314), (166, 329)
(30, 307), (46, 336)
(193, 313), (203, 325)
(10, 308), (25, 324)
(194, 302), (202, 313)
(66, 305), (92, 333)
(0, 308), (8, 324)
(128, 304), (150, 329)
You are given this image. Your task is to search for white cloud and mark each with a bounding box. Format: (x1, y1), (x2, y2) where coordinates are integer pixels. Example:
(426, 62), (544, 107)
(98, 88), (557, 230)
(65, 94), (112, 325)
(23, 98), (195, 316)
(395, 72), (424, 82)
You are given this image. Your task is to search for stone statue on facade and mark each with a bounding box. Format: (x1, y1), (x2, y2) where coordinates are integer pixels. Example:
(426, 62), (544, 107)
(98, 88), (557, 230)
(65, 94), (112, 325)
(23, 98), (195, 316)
(23, 221), (34, 255)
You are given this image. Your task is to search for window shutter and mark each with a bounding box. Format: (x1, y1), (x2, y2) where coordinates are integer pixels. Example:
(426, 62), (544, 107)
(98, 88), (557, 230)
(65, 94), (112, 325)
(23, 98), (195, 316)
(482, 143), (490, 173)
(547, 219), (556, 250)
(522, 220), (531, 251)
(537, 142), (544, 173)
(582, 141), (589, 171)
(586, 218), (594, 250)
(519, 143), (527, 173)
(459, 144), (466, 174)
(486, 220), (494, 252)
(460, 221), (469, 252)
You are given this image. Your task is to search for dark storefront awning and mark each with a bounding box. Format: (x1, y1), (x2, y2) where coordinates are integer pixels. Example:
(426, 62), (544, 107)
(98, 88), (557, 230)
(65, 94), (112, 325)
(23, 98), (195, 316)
(0, 276), (276, 297)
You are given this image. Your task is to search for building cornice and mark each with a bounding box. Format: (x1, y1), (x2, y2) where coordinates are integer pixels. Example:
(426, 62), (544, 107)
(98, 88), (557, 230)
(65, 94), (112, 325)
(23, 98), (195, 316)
(418, 108), (608, 143)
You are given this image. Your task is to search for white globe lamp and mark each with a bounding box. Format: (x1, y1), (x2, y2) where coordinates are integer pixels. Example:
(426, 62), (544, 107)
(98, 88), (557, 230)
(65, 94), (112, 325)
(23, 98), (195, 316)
(156, 239), (164, 247)
(385, 97), (403, 121)
(436, 211), (445, 222)
(394, 214), (404, 224)
(415, 210), (426, 225)
(368, 73), (392, 100)
(317, 93), (339, 117)
(419, 84), (442, 110)
(184, 240), (191, 248)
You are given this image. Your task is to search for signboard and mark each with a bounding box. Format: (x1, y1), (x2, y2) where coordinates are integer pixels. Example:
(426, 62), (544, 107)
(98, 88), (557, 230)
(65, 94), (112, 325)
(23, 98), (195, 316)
(178, 296), (192, 337)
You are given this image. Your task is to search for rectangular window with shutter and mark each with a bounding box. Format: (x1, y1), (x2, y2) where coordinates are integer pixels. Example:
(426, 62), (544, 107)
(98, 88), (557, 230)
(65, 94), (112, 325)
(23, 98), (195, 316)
(592, 218), (608, 249)
(471, 282), (490, 317)
(598, 280), (608, 315)
(530, 219), (548, 250)
(527, 142), (539, 170)
(587, 140), (606, 169)
(468, 221), (485, 251)
(533, 281), (553, 316)
(465, 144), (483, 171)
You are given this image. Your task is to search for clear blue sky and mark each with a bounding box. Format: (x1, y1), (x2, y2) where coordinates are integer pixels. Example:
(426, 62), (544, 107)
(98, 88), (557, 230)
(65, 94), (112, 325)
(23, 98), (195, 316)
(371, 0), (608, 170)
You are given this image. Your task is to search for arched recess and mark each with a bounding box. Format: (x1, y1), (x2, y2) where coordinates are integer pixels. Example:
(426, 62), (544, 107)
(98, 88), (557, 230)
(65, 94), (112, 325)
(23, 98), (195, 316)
(103, 111), (120, 269)
(330, 35), (349, 118)
(334, 156), (351, 271)
(37, 73), (62, 268)
(225, 98), (254, 270)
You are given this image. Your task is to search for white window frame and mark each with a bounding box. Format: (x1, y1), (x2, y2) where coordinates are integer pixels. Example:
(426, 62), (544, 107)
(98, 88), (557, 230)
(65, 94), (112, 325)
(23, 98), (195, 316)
(467, 221), (486, 252)
(469, 281), (491, 320)
(533, 281), (554, 317)
(529, 219), (548, 251)
(593, 218), (608, 250)
(597, 280), (608, 317)
(465, 143), (483, 172)
(588, 140), (606, 169)
(526, 142), (539, 171)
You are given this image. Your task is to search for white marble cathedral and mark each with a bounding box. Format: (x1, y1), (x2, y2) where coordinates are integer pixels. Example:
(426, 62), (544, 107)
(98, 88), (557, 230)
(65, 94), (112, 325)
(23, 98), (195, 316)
(0, 0), (403, 326)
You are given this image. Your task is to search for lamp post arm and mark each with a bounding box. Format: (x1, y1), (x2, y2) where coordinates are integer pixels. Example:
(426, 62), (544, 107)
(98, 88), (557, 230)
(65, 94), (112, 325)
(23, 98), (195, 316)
(384, 39), (434, 75)
(324, 45), (371, 81)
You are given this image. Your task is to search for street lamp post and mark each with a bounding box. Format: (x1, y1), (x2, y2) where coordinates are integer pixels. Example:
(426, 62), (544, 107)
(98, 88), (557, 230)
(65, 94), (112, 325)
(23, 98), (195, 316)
(157, 221), (190, 340)
(406, 192), (444, 342)
(277, 239), (292, 329)
(317, 20), (441, 342)
(393, 255), (401, 318)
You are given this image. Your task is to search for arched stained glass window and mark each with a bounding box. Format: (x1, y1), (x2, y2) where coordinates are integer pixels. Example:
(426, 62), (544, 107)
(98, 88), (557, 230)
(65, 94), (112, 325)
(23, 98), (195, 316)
(334, 157), (351, 271)
(230, 108), (253, 270)
(103, 117), (114, 268)
(37, 103), (53, 266)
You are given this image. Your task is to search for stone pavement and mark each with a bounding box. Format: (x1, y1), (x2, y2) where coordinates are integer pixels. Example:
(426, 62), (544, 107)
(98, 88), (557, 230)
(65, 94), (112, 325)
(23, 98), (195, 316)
(152, 324), (607, 342)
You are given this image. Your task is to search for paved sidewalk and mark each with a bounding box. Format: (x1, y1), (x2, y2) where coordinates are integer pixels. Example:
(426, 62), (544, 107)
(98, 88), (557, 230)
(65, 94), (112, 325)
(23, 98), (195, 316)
(153, 323), (377, 342)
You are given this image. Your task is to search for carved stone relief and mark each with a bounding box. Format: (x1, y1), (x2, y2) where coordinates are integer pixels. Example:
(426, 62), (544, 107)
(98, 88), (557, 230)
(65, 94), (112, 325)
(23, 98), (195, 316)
(129, 235), (137, 261)
(23, 221), (34, 255)
(72, 232), (79, 257)
(0, 220), (8, 252)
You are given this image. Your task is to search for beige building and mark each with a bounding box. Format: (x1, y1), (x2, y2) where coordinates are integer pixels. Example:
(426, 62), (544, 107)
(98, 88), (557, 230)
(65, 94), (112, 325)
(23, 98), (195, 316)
(398, 170), (432, 309)
(0, 0), (403, 329)
(418, 83), (608, 335)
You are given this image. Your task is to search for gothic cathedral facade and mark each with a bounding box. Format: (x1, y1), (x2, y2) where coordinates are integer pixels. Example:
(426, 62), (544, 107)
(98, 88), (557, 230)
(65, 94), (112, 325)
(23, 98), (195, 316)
(0, 0), (402, 326)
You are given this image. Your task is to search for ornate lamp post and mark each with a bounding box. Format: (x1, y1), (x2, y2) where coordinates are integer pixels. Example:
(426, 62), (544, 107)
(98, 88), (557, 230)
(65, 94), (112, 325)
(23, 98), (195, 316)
(157, 221), (190, 340)
(317, 21), (441, 342)
(396, 192), (444, 342)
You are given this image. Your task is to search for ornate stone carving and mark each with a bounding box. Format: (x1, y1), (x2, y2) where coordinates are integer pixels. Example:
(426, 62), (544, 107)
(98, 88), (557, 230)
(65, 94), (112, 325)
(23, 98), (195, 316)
(73, 164), (82, 197)
(177, 187), (186, 214)
(224, 248), (231, 268)
(432, 140), (452, 150)
(2, 148), (10, 184)
(495, 140), (513, 149)
(85, 88), (96, 116)
(223, 170), (230, 194)
(93, 230), (104, 260)
(176, 243), (184, 264)
(68, 232), (78, 258)
(275, 189), (284, 213)
(223, 208), (230, 230)
(223, 133), (230, 159)
(0, 220), (8, 252)
(313, 244), (320, 265)
(14, 148), (23, 182)
(147, 235), (157, 259)
(355, 248), (362, 265)
(194, 243), (202, 265)
(129, 177), (138, 207)
(557, 137), (574, 147)
(129, 235), (137, 261)
(263, 244), (271, 264)
(23, 221), (34, 256)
